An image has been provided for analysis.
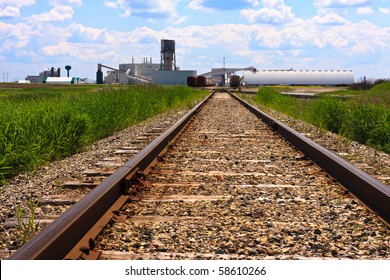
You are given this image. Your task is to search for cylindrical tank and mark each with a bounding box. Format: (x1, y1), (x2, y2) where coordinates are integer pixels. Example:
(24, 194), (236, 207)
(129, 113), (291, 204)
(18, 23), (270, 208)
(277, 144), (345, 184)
(196, 76), (215, 87)
(230, 75), (241, 88)
(96, 70), (103, 84)
(187, 76), (197, 87)
(196, 75), (205, 87)
(242, 70), (355, 86)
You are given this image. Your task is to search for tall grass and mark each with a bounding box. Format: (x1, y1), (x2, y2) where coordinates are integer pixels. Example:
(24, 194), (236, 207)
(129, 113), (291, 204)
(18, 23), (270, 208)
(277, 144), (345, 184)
(252, 87), (301, 116)
(252, 84), (390, 154)
(305, 97), (348, 134)
(0, 85), (207, 184)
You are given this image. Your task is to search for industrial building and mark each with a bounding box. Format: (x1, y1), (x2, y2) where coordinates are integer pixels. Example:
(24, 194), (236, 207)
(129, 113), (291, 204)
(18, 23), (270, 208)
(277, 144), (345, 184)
(152, 70), (196, 85)
(26, 67), (61, 83)
(24, 67), (81, 84)
(201, 67), (254, 86)
(241, 69), (355, 86)
(43, 77), (81, 84)
(97, 39), (197, 85)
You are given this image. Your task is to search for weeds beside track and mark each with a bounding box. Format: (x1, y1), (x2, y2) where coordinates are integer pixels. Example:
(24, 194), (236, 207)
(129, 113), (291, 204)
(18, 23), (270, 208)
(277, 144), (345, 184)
(0, 84), (207, 184)
(251, 83), (390, 154)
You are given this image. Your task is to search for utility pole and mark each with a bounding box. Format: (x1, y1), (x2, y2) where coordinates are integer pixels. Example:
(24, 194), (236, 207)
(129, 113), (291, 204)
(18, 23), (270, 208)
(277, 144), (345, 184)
(3, 73), (9, 83)
(223, 56), (226, 86)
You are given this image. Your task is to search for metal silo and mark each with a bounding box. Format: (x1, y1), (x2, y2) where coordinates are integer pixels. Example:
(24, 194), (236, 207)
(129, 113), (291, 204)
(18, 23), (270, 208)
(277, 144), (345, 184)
(161, 39), (176, 71)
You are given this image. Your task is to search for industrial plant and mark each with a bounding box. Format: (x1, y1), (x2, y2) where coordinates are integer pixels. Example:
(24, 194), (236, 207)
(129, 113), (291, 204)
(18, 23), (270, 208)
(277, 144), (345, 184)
(25, 66), (81, 84)
(22, 38), (355, 86)
(26, 67), (61, 83)
(97, 39), (196, 85)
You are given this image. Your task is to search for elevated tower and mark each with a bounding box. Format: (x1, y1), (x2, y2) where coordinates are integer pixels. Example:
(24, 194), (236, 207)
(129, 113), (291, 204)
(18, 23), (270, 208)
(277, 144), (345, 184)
(160, 39), (176, 71)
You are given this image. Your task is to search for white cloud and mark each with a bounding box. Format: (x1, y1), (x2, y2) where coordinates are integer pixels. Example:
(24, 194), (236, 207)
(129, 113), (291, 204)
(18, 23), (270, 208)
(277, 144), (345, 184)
(0, 0), (35, 5)
(188, 0), (260, 12)
(245, 0), (259, 6)
(0, 22), (35, 50)
(48, 0), (82, 6)
(315, 0), (370, 8)
(29, 6), (74, 22)
(103, 1), (118, 9)
(315, 28), (350, 48)
(169, 16), (187, 25)
(104, 0), (180, 18)
(321, 20), (389, 52)
(352, 43), (375, 53)
(0, 5), (19, 17)
(0, 0), (35, 18)
(312, 11), (349, 25)
(356, 6), (374, 14)
(188, 0), (215, 13)
(2, 0), (390, 79)
(379, 7), (389, 14)
(68, 23), (109, 42)
(240, 0), (295, 24)
(42, 41), (116, 63)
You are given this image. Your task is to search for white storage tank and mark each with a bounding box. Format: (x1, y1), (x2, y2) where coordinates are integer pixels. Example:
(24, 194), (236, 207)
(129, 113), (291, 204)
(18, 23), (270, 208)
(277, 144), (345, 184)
(43, 77), (80, 84)
(242, 69), (354, 86)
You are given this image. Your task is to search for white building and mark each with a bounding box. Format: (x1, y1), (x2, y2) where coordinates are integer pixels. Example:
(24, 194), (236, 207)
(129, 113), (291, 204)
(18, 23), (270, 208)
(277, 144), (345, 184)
(242, 69), (355, 86)
(43, 77), (80, 84)
(26, 67), (61, 83)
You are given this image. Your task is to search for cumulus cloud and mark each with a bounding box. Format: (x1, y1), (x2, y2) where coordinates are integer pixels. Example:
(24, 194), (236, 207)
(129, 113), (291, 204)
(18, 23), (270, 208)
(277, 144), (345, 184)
(379, 7), (389, 14)
(311, 11), (349, 25)
(240, 0), (295, 24)
(188, 0), (215, 12)
(315, 0), (370, 8)
(48, 0), (82, 6)
(103, 1), (118, 9)
(0, 21), (35, 50)
(68, 23), (109, 43)
(188, 0), (259, 11)
(0, 0), (35, 5)
(29, 6), (74, 22)
(0, 5), (19, 17)
(104, 0), (180, 19)
(316, 20), (389, 51)
(1, 0), (389, 80)
(356, 6), (374, 14)
(0, 0), (35, 18)
(169, 16), (187, 25)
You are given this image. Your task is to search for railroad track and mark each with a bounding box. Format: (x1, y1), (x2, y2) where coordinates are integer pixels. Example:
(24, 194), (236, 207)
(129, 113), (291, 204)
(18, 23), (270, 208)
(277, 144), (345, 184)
(8, 90), (390, 260)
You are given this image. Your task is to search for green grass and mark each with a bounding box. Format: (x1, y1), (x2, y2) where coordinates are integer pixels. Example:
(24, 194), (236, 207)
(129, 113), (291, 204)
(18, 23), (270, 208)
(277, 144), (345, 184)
(252, 83), (390, 154)
(0, 84), (207, 184)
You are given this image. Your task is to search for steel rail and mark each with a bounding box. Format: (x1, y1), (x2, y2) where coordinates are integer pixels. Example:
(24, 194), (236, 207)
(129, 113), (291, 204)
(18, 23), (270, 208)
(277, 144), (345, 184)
(230, 91), (390, 225)
(9, 90), (215, 260)
(9, 89), (389, 259)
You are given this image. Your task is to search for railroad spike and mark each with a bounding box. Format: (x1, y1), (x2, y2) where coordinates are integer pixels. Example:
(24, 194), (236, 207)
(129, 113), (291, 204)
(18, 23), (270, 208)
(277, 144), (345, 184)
(79, 246), (90, 255)
(89, 238), (96, 250)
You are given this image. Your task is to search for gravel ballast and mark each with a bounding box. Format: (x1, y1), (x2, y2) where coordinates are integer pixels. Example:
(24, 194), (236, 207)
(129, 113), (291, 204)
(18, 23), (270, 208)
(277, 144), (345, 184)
(1, 91), (388, 260)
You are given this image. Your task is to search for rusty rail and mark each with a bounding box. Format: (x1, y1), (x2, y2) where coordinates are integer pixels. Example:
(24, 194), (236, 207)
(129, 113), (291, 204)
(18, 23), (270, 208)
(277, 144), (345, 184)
(9, 91), (215, 260)
(231, 91), (390, 225)
(9, 89), (389, 259)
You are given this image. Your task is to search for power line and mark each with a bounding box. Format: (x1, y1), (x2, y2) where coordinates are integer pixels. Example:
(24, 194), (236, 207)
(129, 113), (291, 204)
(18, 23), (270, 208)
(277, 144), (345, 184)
(3, 73), (9, 83)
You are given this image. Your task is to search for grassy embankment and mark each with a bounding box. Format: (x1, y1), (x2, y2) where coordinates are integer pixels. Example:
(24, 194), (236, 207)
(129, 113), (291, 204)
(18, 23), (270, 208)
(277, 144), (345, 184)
(0, 84), (208, 185)
(251, 83), (390, 154)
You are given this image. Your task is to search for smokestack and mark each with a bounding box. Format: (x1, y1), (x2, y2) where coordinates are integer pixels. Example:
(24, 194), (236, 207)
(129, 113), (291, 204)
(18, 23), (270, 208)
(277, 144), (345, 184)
(160, 39), (176, 71)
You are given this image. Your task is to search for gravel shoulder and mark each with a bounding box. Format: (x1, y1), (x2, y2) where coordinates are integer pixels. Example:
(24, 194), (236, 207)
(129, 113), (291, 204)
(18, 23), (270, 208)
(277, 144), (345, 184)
(1, 93), (389, 259)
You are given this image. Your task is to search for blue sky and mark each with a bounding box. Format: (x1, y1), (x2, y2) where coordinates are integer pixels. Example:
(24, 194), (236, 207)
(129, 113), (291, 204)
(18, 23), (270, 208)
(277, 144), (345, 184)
(1, 0), (389, 81)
